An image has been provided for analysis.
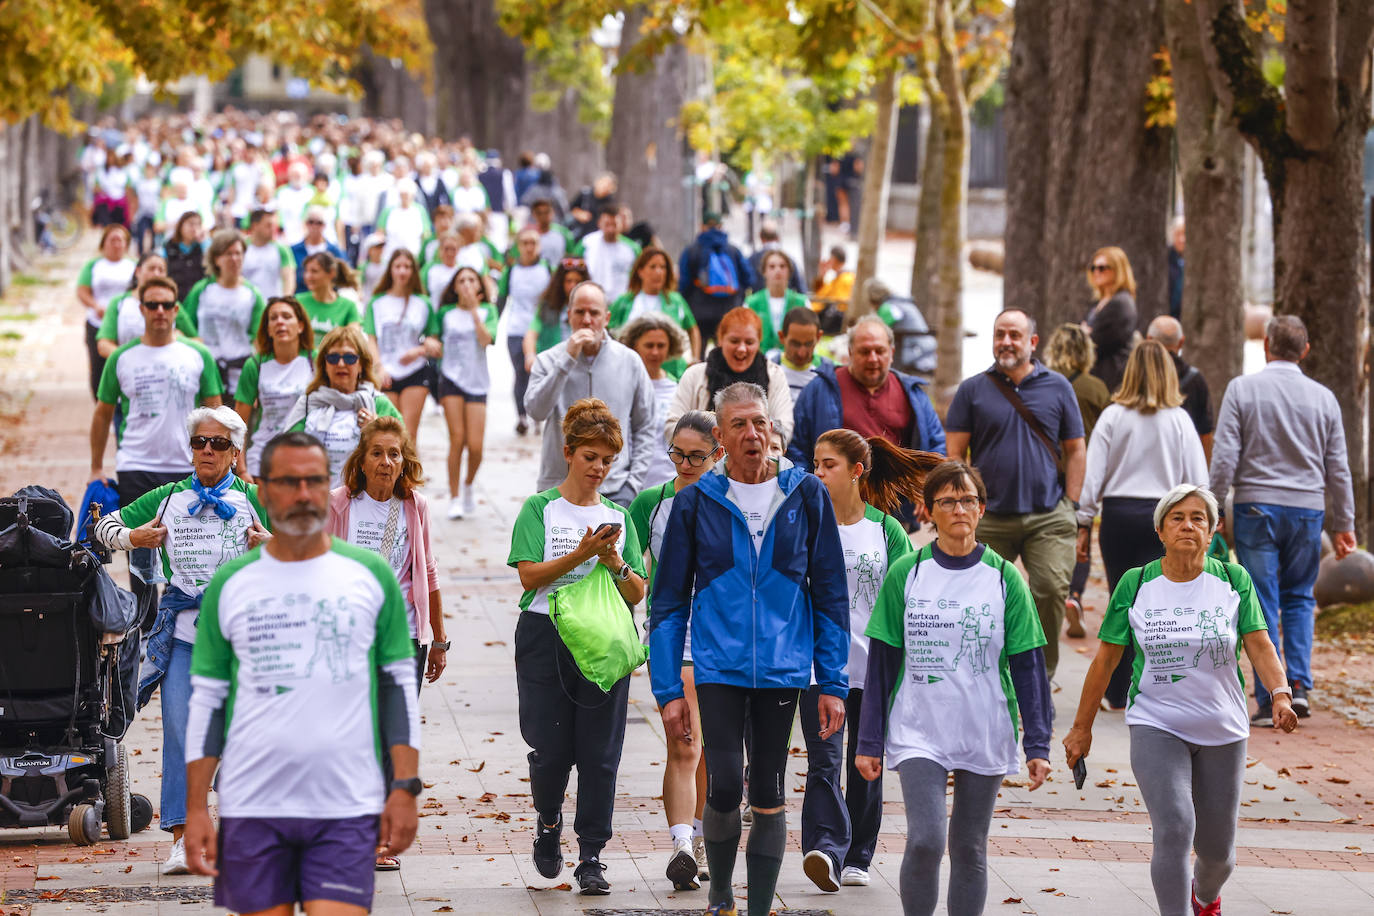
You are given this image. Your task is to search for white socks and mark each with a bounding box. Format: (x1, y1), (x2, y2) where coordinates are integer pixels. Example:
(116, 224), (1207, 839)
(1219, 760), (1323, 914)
(670, 822), (694, 845)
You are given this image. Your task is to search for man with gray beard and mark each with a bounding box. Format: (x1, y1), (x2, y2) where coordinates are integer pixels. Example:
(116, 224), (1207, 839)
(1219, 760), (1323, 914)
(182, 431), (421, 915)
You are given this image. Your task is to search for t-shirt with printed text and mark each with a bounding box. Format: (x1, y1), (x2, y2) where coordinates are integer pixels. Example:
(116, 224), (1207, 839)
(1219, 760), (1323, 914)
(507, 489), (645, 615)
(97, 339), (222, 472)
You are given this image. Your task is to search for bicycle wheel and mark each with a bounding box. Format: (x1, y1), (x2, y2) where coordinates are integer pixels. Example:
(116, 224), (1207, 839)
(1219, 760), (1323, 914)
(49, 210), (81, 249)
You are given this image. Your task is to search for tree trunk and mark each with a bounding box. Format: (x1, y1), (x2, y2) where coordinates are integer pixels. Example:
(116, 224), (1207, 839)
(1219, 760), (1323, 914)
(930, 0), (970, 408)
(0, 124), (11, 296)
(423, 0), (527, 151)
(357, 49), (435, 136)
(849, 69), (901, 322)
(910, 105), (944, 310)
(1164, 0), (1245, 402)
(605, 8), (693, 255)
(800, 155), (823, 285)
(521, 88), (604, 193)
(1004, 0), (1172, 333)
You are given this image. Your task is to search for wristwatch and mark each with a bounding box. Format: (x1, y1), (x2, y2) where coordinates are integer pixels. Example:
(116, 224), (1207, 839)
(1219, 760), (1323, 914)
(615, 561), (632, 581)
(431, 640), (451, 651)
(390, 777), (423, 797)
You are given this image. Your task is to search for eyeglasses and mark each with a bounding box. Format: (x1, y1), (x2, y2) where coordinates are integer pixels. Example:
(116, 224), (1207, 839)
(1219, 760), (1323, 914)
(142, 300), (177, 311)
(325, 352), (360, 365)
(260, 474), (331, 490)
(932, 496), (981, 512)
(668, 448), (713, 467)
(190, 435), (235, 451)
(1089, 263), (1112, 273)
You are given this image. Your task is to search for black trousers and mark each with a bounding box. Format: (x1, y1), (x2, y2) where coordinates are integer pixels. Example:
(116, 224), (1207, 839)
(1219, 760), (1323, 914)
(515, 611), (629, 861)
(1099, 497), (1164, 708)
(86, 323), (106, 400)
(800, 685), (882, 869)
(506, 336), (531, 418)
(696, 683), (799, 812)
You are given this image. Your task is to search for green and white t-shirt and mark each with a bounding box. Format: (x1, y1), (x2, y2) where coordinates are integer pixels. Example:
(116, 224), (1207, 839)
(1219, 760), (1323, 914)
(118, 476), (266, 640)
(507, 489), (645, 615)
(297, 291), (361, 338)
(288, 388), (404, 487)
(579, 233), (641, 301)
(188, 540), (417, 818)
(97, 339), (222, 472)
(629, 481), (691, 660)
(96, 292), (198, 346)
(497, 261), (552, 337)
(181, 278), (267, 391)
(1098, 558), (1268, 745)
(457, 239), (500, 277)
(427, 302), (498, 395)
(241, 240), (294, 299)
(235, 352), (314, 477)
(422, 261), (459, 308)
(78, 256), (137, 327)
(835, 505), (912, 691)
(364, 293), (432, 381)
(866, 544), (1047, 776)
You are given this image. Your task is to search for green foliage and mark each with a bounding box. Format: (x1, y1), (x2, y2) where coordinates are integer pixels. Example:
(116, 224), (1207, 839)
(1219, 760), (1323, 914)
(1261, 50), (1286, 88)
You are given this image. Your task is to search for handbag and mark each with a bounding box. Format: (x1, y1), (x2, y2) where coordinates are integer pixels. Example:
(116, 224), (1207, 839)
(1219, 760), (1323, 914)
(549, 564), (648, 693)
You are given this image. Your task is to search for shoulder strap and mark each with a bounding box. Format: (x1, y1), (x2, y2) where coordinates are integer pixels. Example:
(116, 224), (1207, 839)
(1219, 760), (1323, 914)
(1127, 565), (1147, 606)
(1220, 559), (1241, 593)
(987, 372), (1061, 468)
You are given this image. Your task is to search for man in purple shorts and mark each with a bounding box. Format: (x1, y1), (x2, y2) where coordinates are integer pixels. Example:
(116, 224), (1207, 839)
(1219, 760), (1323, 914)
(182, 431), (421, 915)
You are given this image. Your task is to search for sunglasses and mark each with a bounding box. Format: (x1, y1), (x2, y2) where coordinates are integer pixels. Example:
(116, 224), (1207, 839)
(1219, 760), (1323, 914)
(306, 219), (326, 225)
(142, 300), (177, 311)
(190, 435), (235, 451)
(325, 352), (360, 365)
(1090, 264), (1112, 273)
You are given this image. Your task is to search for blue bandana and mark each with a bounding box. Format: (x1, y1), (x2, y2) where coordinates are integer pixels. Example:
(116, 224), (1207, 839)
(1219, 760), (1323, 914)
(187, 471), (238, 521)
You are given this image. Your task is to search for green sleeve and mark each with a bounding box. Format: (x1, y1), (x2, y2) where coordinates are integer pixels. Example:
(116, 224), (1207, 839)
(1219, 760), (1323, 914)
(624, 236), (642, 256)
(362, 297), (378, 336)
(1097, 569), (1141, 646)
(192, 341), (224, 400)
(614, 501), (647, 577)
(181, 278), (209, 328)
(881, 512), (913, 566)
(95, 347), (124, 405)
(424, 304), (445, 338)
(482, 302), (498, 338)
(567, 237), (583, 257)
(421, 208), (433, 236)
(374, 394), (403, 419)
(376, 207), (390, 231)
(278, 242), (295, 269)
(96, 296), (122, 341)
(627, 488), (657, 563)
(607, 294), (631, 329)
(506, 493), (549, 566)
(528, 311), (544, 335)
(235, 354), (261, 405)
(865, 550), (918, 648)
(175, 306), (197, 337)
(667, 292), (696, 328)
(189, 558), (240, 680)
(245, 484), (271, 532)
(497, 266), (512, 301)
(247, 285), (267, 337)
(1230, 563), (1268, 634)
(120, 481), (179, 528)
(1000, 559), (1048, 653)
(77, 259), (95, 287)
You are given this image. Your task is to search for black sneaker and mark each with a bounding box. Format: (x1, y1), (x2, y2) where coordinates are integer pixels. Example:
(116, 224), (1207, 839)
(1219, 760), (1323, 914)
(1250, 703), (1273, 728)
(574, 857), (610, 895)
(1291, 684), (1310, 718)
(516, 416), (530, 436)
(532, 815), (563, 879)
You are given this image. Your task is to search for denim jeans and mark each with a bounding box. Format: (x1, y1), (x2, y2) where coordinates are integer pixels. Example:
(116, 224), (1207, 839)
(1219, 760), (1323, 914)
(159, 638), (195, 832)
(799, 686), (882, 869)
(138, 585), (201, 708)
(1232, 502), (1323, 704)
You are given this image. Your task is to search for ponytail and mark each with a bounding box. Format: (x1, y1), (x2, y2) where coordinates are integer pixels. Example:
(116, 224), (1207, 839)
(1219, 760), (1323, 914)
(816, 428), (944, 517)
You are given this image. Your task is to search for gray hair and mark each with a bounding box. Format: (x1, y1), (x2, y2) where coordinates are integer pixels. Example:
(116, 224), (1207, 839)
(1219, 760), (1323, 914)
(185, 405), (247, 451)
(671, 410), (719, 448)
(568, 281), (607, 311)
(713, 381), (768, 415)
(1266, 314), (1308, 362)
(1153, 484), (1219, 532)
(454, 211), (482, 232)
(618, 312), (689, 361)
(1147, 315), (1183, 349)
(848, 314), (894, 348)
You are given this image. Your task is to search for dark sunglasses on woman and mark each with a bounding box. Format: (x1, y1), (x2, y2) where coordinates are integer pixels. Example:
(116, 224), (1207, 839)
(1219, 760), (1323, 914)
(325, 352), (360, 365)
(190, 435), (234, 451)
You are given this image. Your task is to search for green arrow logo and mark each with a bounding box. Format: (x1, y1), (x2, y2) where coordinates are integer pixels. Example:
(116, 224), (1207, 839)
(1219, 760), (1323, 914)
(1171, 674), (1187, 683)
(928, 675), (943, 684)
(275, 685), (294, 695)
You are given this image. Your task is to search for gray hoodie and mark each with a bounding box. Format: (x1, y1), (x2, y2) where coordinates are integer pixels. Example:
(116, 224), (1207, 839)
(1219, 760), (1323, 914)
(525, 333), (657, 497)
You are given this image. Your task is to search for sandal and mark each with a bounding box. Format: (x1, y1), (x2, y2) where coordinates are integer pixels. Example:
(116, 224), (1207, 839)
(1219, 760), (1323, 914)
(1065, 595), (1086, 638)
(375, 855), (401, 871)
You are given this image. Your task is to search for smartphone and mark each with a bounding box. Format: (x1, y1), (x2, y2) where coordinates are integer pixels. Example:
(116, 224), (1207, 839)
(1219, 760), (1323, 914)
(1073, 756), (1088, 790)
(593, 522), (622, 538)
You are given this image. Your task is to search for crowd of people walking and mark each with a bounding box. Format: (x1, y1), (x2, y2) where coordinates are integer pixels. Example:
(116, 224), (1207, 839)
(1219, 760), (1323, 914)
(66, 109), (1358, 916)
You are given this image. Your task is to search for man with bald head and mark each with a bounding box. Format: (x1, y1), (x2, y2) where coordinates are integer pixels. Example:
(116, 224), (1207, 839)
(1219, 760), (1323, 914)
(1147, 315), (1213, 460)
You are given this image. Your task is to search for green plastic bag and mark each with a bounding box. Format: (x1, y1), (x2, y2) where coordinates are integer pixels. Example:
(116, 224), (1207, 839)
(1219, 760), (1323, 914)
(549, 565), (648, 692)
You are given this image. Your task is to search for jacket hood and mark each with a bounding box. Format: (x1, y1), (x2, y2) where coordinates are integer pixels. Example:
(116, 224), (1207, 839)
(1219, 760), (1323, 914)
(696, 227), (733, 251)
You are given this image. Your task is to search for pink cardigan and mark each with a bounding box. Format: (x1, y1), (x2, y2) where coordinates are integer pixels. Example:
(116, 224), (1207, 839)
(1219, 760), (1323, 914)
(327, 486), (441, 644)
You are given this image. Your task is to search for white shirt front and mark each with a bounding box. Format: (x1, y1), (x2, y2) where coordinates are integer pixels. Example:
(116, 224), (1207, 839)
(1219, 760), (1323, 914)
(522, 496), (626, 616)
(348, 492), (415, 636)
(503, 262), (552, 336)
(437, 304), (496, 395)
(242, 242), (287, 299)
(768, 295), (786, 332)
(83, 257), (136, 326)
(425, 261), (459, 307)
(837, 515), (890, 690)
(629, 292), (664, 323)
(105, 341), (212, 473)
(645, 377), (678, 486)
(368, 293), (430, 380)
(1077, 404), (1209, 524)
(243, 356), (313, 477)
(728, 478), (779, 554)
(581, 234), (637, 301)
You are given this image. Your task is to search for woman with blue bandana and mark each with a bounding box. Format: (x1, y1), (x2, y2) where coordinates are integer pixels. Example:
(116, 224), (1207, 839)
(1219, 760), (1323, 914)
(94, 405), (271, 875)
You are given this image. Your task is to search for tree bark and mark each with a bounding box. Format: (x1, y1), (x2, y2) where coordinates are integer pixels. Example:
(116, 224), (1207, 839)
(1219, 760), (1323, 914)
(423, 0), (528, 151)
(1196, 0), (1373, 538)
(1004, 0), (1172, 334)
(800, 155), (823, 286)
(910, 106), (944, 310)
(605, 8), (693, 255)
(930, 0), (970, 407)
(849, 68), (901, 322)
(1164, 0), (1245, 403)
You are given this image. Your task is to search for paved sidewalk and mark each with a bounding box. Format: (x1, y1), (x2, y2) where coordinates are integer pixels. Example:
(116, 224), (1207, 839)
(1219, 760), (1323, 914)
(0, 232), (1370, 915)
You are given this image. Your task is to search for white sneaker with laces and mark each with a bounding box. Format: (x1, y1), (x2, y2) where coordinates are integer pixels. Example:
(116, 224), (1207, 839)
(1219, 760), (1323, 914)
(462, 486), (477, 516)
(841, 865), (870, 886)
(447, 496), (464, 520)
(163, 836), (189, 875)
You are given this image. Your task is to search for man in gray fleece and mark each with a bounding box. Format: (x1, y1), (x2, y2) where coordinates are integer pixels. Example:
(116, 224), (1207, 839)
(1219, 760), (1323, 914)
(525, 281), (656, 506)
(1209, 315), (1356, 725)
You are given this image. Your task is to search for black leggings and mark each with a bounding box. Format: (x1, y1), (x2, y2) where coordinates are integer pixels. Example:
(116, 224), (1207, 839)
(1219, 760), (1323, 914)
(1100, 497), (1165, 708)
(696, 683), (798, 812)
(507, 335), (531, 417)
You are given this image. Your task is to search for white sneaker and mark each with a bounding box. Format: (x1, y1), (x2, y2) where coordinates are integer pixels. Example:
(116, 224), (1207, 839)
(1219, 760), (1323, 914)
(665, 836), (699, 890)
(462, 486), (477, 516)
(163, 836), (189, 875)
(447, 496), (464, 520)
(841, 865), (870, 886)
(803, 849), (839, 892)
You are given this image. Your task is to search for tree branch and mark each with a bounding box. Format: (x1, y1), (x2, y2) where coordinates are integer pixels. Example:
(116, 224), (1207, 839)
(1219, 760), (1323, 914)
(855, 0), (924, 44)
(1284, 0), (1339, 150)
(1193, 0), (1292, 156)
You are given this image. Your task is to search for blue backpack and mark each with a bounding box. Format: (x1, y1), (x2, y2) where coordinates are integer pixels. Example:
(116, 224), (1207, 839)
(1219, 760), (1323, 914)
(695, 248), (740, 298)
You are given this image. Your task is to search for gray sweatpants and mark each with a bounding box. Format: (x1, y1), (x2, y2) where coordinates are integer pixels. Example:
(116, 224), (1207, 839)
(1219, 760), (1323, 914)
(1129, 725), (1246, 916)
(897, 757), (1002, 916)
